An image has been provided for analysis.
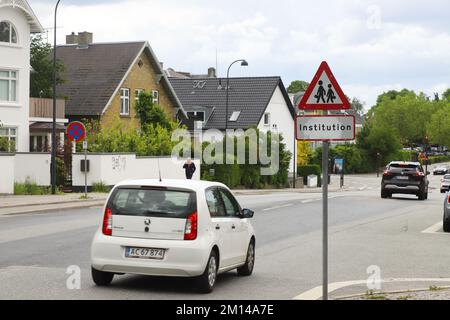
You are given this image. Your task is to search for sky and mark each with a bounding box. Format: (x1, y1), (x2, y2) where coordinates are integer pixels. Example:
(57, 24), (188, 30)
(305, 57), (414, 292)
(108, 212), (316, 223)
(30, 0), (450, 109)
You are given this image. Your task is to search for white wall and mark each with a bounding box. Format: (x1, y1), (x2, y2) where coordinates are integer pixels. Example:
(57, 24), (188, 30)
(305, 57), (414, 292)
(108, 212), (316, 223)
(72, 154), (201, 187)
(258, 85), (297, 173)
(14, 153), (51, 186)
(0, 7), (31, 152)
(0, 154), (14, 194)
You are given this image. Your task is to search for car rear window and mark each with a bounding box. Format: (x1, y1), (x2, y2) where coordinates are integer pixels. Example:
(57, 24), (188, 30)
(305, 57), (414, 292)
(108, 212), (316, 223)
(388, 164), (421, 172)
(109, 187), (197, 218)
(444, 175), (450, 179)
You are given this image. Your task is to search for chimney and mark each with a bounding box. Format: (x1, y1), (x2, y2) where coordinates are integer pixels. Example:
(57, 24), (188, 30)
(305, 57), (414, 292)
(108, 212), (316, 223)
(160, 62), (164, 70)
(77, 31), (93, 46)
(66, 32), (78, 44)
(208, 67), (216, 78)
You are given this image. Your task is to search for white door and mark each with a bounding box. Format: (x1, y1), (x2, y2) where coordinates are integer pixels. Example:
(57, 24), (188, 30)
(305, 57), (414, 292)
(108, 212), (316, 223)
(218, 188), (249, 265)
(205, 188), (234, 268)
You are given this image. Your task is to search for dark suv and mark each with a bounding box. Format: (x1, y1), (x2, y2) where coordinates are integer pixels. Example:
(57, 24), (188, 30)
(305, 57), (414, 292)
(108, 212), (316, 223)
(381, 162), (429, 200)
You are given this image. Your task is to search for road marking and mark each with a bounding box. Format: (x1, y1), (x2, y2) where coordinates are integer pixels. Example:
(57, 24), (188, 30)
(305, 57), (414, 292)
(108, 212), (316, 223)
(262, 204), (293, 211)
(294, 278), (450, 300)
(301, 199), (321, 204)
(422, 221), (447, 234)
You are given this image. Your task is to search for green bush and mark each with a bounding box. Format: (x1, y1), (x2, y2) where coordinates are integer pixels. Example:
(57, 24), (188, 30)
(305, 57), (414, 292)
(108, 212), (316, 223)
(92, 181), (110, 193)
(297, 165), (321, 185)
(427, 156), (450, 165)
(14, 178), (50, 195)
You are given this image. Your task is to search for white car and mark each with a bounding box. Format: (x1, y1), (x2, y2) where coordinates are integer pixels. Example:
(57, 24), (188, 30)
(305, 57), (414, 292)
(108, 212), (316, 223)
(441, 174), (450, 193)
(91, 179), (256, 293)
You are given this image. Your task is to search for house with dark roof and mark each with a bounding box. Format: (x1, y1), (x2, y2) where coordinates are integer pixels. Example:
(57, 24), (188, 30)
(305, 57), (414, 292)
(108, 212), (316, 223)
(56, 32), (185, 129)
(169, 76), (297, 173)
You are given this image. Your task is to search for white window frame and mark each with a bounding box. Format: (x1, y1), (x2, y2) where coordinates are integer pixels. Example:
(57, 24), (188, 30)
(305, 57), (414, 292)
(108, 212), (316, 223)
(0, 21), (18, 44)
(187, 111), (205, 122)
(264, 112), (270, 126)
(0, 70), (18, 103)
(120, 88), (130, 116)
(135, 88), (143, 105)
(152, 90), (159, 105)
(0, 126), (17, 152)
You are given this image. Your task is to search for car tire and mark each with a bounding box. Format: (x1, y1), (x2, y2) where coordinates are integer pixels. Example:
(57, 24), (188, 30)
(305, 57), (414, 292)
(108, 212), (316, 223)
(381, 190), (388, 199)
(91, 266), (114, 286)
(444, 217), (450, 233)
(237, 240), (255, 277)
(418, 191), (427, 201)
(197, 250), (218, 294)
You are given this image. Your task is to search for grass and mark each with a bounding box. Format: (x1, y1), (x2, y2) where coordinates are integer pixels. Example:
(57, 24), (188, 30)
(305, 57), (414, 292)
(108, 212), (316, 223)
(91, 181), (110, 193)
(363, 290), (388, 300)
(429, 285), (444, 291)
(14, 178), (51, 195)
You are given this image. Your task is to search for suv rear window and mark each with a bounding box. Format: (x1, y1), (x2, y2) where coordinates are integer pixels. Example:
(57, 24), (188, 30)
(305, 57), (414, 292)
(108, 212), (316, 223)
(109, 187), (197, 218)
(388, 164), (421, 172)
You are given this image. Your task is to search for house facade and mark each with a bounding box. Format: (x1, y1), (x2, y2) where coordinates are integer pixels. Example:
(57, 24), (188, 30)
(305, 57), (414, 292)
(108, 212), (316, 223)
(56, 33), (185, 130)
(169, 76), (298, 173)
(0, 0), (43, 152)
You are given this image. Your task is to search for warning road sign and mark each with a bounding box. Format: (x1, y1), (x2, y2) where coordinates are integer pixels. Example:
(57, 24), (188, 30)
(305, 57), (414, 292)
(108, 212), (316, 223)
(298, 61), (351, 110)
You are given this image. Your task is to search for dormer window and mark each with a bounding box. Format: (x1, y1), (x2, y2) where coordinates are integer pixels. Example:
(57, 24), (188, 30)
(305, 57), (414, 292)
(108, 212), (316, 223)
(230, 111), (241, 122)
(0, 22), (18, 44)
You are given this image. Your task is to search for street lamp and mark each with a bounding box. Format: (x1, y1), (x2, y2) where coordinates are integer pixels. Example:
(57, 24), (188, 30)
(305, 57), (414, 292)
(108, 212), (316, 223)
(376, 152), (381, 178)
(51, 0), (61, 194)
(225, 59), (248, 131)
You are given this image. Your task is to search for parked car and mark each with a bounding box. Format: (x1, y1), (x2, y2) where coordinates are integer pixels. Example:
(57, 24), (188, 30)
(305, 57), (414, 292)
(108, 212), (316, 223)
(91, 179), (256, 293)
(434, 166), (449, 175)
(441, 174), (450, 193)
(443, 194), (450, 232)
(381, 162), (429, 200)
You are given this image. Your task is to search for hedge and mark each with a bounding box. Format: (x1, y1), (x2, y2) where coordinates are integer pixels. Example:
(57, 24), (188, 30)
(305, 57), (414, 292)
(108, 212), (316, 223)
(297, 165), (321, 185)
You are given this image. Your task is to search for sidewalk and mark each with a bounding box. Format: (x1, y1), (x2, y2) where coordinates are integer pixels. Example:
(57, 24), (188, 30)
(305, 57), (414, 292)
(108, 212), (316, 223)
(0, 193), (108, 216)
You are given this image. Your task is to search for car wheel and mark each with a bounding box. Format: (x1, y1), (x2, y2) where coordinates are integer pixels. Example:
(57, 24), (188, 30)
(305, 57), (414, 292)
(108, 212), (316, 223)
(237, 240), (255, 277)
(444, 217), (450, 233)
(381, 190), (388, 199)
(418, 191), (426, 201)
(91, 266), (114, 286)
(197, 250), (218, 293)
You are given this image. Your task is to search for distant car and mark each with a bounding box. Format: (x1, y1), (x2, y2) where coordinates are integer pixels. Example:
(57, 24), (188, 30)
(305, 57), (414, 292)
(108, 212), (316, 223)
(441, 175), (450, 193)
(434, 166), (449, 175)
(381, 161), (429, 200)
(91, 179), (256, 293)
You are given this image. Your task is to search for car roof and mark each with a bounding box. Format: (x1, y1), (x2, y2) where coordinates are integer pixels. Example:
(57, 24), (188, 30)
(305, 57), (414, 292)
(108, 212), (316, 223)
(114, 179), (228, 192)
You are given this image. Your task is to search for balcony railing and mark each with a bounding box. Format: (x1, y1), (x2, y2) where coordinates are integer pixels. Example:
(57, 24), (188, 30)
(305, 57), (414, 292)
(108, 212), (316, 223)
(29, 98), (65, 119)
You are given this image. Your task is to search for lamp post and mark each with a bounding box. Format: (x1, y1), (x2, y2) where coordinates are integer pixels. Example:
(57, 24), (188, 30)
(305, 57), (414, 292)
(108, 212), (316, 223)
(51, 0), (61, 194)
(225, 59), (248, 131)
(376, 152), (381, 178)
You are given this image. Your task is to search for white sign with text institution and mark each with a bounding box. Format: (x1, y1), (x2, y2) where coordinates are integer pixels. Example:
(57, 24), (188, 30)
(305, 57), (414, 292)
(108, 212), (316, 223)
(296, 115), (356, 142)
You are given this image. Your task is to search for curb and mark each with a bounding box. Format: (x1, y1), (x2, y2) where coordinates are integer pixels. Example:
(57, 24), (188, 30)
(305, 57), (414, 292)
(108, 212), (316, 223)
(334, 285), (450, 300)
(0, 199), (105, 216)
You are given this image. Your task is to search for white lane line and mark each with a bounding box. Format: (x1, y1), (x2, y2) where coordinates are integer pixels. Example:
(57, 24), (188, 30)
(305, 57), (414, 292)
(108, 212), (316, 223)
(301, 199), (321, 204)
(262, 204), (293, 211)
(422, 221), (447, 234)
(294, 278), (450, 300)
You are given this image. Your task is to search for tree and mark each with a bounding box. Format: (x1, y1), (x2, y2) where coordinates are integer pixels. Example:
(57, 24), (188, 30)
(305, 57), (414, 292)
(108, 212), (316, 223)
(443, 89), (450, 101)
(349, 97), (365, 115)
(297, 141), (312, 166)
(30, 35), (64, 98)
(428, 108), (450, 147)
(287, 80), (310, 94)
(135, 91), (171, 130)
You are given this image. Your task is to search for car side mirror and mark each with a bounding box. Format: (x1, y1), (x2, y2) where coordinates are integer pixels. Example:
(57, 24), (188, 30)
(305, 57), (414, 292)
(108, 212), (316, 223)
(241, 209), (254, 219)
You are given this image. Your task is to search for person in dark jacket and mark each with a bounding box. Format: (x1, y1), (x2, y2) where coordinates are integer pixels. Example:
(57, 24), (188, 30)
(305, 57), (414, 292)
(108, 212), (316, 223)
(183, 159), (196, 180)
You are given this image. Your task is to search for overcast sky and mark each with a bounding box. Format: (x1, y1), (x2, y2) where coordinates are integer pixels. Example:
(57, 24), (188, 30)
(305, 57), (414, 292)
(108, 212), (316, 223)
(30, 0), (450, 108)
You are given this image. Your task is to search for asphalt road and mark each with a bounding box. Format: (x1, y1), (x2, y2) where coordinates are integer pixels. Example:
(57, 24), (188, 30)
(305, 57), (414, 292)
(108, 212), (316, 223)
(1, 173), (450, 300)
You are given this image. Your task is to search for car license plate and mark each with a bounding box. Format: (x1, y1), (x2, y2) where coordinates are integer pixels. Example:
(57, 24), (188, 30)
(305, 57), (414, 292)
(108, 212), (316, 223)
(125, 247), (165, 260)
(397, 176), (409, 180)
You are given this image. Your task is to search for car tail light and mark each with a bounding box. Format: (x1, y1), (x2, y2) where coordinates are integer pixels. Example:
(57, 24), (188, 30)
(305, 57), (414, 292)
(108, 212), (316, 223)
(414, 171), (425, 177)
(184, 211), (198, 241)
(447, 195), (450, 204)
(383, 170), (393, 177)
(102, 207), (113, 236)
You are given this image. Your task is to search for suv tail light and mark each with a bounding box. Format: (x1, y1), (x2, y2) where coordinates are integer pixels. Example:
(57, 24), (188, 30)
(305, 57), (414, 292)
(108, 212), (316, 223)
(102, 207), (113, 236)
(383, 170), (393, 177)
(414, 171), (425, 177)
(448, 195), (450, 204)
(184, 211), (198, 241)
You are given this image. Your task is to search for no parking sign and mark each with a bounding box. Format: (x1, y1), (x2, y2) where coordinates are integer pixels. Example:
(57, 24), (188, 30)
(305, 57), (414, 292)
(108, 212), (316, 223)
(66, 121), (86, 143)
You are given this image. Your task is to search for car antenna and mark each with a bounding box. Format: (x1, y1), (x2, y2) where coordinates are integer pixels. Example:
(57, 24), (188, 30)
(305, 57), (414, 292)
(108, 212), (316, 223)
(157, 158), (162, 182)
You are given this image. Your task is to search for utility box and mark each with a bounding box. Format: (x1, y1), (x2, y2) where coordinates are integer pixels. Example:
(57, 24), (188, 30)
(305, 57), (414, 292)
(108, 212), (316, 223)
(307, 175), (318, 188)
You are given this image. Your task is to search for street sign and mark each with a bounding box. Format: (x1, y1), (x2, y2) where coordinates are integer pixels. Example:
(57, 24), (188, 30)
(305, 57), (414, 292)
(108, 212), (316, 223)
(82, 140), (88, 150)
(298, 61), (351, 110)
(66, 121), (86, 143)
(296, 115), (355, 141)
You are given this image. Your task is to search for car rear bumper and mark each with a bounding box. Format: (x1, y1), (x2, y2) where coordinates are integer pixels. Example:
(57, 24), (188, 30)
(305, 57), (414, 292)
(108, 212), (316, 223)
(91, 232), (211, 277)
(383, 184), (421, 194)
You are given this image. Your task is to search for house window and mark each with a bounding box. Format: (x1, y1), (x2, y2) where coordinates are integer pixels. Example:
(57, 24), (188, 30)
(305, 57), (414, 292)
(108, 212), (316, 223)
(120, 88), (130, 115)
(135, 89), (143, 105)
(0, 127), (17, 151)
(0, 21), (18, 44)
(0, 70), (17, 102)
(152, 90), (159, 104)
(230, 111), (241, 122)
(187, 111), (205, 122)
(264, 113), (270, 126)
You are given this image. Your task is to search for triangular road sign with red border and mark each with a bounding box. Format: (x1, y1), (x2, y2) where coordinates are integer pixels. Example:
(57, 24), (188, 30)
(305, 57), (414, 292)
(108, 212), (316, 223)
(298, 61), (351, 110)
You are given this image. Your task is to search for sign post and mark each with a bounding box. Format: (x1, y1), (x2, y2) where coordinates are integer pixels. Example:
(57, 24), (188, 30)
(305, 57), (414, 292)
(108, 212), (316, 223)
(297, 61), (351, 300)
(66, 121), (87, 197)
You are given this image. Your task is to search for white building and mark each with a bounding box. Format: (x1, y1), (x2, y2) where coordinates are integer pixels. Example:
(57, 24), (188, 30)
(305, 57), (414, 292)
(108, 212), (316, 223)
(0, 0), (43, 152)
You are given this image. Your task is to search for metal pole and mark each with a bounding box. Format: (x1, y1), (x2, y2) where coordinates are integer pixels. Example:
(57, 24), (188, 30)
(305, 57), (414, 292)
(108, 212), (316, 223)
(293, 125), (296, 189)
(51, 0), (61, 195)
(84, 146), (87, 198)
(322, 140), (329, 300)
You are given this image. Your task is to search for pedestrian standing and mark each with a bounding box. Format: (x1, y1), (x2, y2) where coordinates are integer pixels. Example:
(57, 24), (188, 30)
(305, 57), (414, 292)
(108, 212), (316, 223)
(183, 159), (196, 180)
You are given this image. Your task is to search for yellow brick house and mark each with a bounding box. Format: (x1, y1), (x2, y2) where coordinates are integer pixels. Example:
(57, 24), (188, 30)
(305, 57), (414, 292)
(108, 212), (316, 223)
(56, 32), (185, 129)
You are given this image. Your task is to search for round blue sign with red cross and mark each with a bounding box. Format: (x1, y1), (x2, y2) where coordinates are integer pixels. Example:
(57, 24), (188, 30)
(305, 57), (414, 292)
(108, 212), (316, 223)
(66, 121), (86, 142)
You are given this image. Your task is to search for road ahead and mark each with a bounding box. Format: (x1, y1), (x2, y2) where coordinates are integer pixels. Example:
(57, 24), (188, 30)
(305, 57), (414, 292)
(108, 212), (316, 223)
(1, 173), (449, 300)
